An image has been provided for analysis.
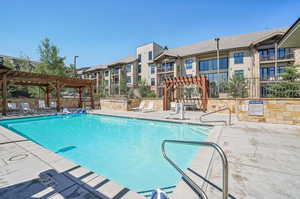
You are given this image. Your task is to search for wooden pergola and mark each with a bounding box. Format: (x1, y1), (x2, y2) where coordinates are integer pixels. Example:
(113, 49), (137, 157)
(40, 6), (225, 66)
(0, 64), (96, 116)
(163, 76), (209, 111)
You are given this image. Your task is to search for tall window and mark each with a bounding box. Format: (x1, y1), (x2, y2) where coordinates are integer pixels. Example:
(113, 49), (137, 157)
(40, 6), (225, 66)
(138, 75), (141, 82)
(126, 64), (131, 73)
(126, 76), (131, 83)
(105, 70), (109, 76)
(233, 52), (244, 64)
(148, 51), (153, 60)
(137, 64), (142, 73)
(199, 57), (228, 71)
(185, 59), (193, 70)
(150, 64), (155, 74)
(151, 78), (155, 86)
(234, 70), (244, 80)
(138, 54), (141, 62)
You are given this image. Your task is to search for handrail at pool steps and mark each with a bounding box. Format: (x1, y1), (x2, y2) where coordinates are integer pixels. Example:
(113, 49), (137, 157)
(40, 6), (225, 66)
(200, 107), (232, 126)
(162, 140), (229, 199)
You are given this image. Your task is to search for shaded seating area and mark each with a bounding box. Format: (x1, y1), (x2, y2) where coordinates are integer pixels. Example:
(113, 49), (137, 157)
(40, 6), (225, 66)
(163, 76), (209, 111)
(0, 63), (96, 116)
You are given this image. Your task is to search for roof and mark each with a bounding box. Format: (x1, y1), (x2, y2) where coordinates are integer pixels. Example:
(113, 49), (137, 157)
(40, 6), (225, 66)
(108, 55), (136, 66)
(279, 18), (300, 48)
(155, 27), (288, 59)
(0, 54), (41, 64)
(85, 64), (107, 72)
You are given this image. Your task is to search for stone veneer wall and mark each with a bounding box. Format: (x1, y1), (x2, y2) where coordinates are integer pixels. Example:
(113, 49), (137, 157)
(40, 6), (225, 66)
(208, 98), (300, 125)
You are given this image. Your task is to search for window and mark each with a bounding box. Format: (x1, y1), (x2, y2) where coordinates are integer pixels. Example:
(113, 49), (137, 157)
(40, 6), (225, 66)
(234, 52), (244, 64)
(0, 57), (3, 64)
(138, 75), (141, 82)
(126, 64), (131, 73)
(151, 78), (155, 86)
(260, 66), (276, 81)
(126, 76), (131, 83)
(104, 70), (109, 76)
(234, 70), (244, 80)
(161, 62), (174, 72)
(199, 57), (228, 71)
(185, 59), (193, 70)
(138, 54), (141, 62)
(150, 64), (155, 74)
(148, 51), (153, 60)
(203, 72), (228, 83)
(137, 64), (142, 73)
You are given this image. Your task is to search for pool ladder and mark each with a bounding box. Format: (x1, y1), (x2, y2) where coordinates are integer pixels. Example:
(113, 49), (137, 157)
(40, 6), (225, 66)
(162, 140), (233, 199)
(200, 107), (232, 126)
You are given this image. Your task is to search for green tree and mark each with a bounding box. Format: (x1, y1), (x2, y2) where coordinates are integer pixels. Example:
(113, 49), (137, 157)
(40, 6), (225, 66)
(138, 80), (156, 98)
(223, 74), (248, 98)
(120, 70), (128, 96)
(267, 65), (300, 98)
(36, 38), (68, 77)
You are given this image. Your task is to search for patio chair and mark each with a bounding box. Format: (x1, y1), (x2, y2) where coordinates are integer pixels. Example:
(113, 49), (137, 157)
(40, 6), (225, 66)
(132, 101), (145, 111)
(38, 100), (51, 112)
(142, 101), (154, 112)
(7, 103), (18, 112)
(20, 102), (34, 113)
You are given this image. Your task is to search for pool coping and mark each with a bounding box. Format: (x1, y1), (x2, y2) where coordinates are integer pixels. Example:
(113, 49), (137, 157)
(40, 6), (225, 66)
(0, 113), (222, 198)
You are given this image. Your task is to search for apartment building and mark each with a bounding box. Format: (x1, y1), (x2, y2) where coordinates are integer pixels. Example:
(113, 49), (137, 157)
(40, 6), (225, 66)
(0, 54), (40, 71)
(80, 28), (300, 98)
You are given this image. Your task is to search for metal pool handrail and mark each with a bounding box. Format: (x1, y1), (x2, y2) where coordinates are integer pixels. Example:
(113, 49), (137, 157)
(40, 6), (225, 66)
(162, 140), (229, 199)
(200, 107), (232, 126)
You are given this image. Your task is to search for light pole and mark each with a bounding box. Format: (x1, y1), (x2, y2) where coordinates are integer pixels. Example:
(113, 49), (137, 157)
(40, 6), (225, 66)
(73, 55), (79, 77)
(215, 38), (220, 96)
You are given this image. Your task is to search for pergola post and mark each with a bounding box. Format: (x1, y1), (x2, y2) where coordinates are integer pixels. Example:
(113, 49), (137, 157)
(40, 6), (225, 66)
(45, 86), (50, 107)
(89, 84), (95, 109)
(56, 83), (61, 112)
(78, 87), (83, 108)
(2, 74), (7, 116)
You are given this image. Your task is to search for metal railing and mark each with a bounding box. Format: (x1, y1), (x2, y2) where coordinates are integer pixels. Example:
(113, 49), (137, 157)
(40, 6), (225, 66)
(162, 140), (229, 199)
(200, 107), (232, 126)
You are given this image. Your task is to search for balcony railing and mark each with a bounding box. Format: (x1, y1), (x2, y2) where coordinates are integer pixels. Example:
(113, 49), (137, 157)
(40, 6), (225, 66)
(157, 67), (174, 73)
(260, 53), (294, 61)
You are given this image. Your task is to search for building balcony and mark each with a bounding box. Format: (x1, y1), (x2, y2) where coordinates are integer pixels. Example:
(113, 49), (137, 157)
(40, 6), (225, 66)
(259, 54), (294, 62)
(157, 67), (174, 74)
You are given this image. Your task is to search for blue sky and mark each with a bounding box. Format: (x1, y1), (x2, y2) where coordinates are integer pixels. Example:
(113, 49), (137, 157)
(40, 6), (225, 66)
(1, 0), (299, 68)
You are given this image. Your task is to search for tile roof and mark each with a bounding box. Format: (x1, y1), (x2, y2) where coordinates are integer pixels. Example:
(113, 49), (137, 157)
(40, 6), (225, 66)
(108, 55), (136, 66)
(157, 27), (288, 58)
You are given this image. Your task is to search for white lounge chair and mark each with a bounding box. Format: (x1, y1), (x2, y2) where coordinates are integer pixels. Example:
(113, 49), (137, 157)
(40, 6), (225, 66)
(39, 100), (51, 112)
(62, 108), (71, 113)
(142, 101), (154, 112)
(132, 101), (145, 111)
(170, 102), (177, 111)
(20, 103), (33, 113)
(8, 103), (18, 112)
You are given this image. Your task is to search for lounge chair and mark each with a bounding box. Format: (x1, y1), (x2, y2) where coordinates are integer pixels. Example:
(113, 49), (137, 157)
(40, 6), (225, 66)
(20, 102), (34, 113)
(142, 101), (154, 112)
(170, 102), (177, 111)
(62, 108), (71, 113)
(7, 103), (18, 112)
(39, 100), (51, 112)
(50, 102), (57, 110)
(132, 101), (145, 111)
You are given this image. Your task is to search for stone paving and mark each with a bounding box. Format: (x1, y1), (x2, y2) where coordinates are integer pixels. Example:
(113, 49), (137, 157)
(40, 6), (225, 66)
(0, 110), (300, 199)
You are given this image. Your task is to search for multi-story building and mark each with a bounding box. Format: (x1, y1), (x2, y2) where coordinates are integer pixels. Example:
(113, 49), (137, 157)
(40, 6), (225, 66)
(79, 27), (300, 98)
(0, 54), (40, 71)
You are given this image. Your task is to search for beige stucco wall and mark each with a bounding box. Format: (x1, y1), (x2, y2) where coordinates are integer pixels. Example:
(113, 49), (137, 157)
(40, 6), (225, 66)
(228, 49), (252, 78)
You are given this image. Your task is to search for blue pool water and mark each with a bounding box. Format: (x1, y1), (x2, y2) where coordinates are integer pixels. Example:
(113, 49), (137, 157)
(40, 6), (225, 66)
(0, 114), (208, 192)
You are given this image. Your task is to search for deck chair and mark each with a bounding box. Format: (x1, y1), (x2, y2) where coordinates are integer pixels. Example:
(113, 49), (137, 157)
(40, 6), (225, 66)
(132, 101), (145, 111)
(39, 100), (51, 112)
(20, 103), (33, 113)
(7, 103), (18, 112)
(142, 101), (154, 112)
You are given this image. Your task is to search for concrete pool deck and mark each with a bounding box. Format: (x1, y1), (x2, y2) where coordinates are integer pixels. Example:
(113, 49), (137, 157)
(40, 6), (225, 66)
(0, 110), (300, 198)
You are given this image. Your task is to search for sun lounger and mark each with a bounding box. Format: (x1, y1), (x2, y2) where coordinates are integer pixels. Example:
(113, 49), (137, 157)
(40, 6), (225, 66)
(7, 103), (18, 112)
(142, 101), (154, 112)
(132, 101), (145, 111)
(39, 100), (51, 112)
(165, 103), (180, 118)
(20, 102), (34, 113)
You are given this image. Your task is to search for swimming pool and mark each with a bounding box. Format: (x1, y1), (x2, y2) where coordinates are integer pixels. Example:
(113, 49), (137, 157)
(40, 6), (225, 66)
(0, 114), (208, 192)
